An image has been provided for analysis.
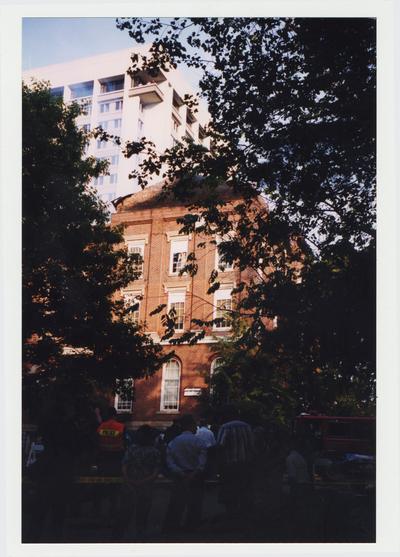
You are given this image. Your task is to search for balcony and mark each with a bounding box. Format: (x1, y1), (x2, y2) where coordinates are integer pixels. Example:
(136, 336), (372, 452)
(128, 83), (164, 105)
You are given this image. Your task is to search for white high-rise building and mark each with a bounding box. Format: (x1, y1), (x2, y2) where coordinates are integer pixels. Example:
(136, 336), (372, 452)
(22, 47), (210, 205)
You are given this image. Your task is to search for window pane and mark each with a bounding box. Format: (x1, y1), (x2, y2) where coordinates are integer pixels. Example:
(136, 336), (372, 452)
(172, 251), (186, 274)
(128, 245), (144, 276)
(215, 298), (232, 328)
(170, 301), (185, 330)
(162, 360), (180, 410)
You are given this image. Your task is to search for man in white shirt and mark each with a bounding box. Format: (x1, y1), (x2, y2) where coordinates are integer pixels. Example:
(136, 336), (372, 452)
(196, 419), (216, 448)
(163, 415), (208, 534)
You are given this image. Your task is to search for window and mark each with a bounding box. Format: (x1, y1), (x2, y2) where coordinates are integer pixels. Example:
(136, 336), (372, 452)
(168, 290), (186, 331)
(99, 102), (110, 113)
(110, 174), (118, 185)
(101, 192), (116, 203)
(96, 139), (108, 149)
(211, 357), (224, 376)
(94, 176), (104, 186)
(170, 238), (188, 275)
(81, 123), (91, 133)
(115, 378), (134, 413)
(137, 119), (144, 139)
(127, 241), (145, 278)
(81, 100), (92, 116)
(98, 120), (108, 130)
(172, 115), (179, 133)
(210, 358), (224, 394)
(50, 86), (64, 98)
(110, 154), (119, 166)
(123, 291), (141, 324)
(115, 100), (123, 111)
(100, 76), (124, 93)
(70, 81), (94, 99)
(114, 118), (122, 129)
(214, 289), (232, 329)
(161, 359), (181, 411)
(216, 238), (234, 272)
(132, 75), (146, 87)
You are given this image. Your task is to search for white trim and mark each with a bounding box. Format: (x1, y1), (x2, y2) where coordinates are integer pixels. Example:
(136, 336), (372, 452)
(122, 291), (142, 324)
(213, 287), (233, 331)
(168, 290), (185, 331)
(163, 282), (191, 293)
(125, 233), (149, 244)
(160, 359), (181, 412)
(169, 237), (188, 275)
(166, 231), (192, 242)
(127, 239), (145, 278)
(114, 377), (134, 413)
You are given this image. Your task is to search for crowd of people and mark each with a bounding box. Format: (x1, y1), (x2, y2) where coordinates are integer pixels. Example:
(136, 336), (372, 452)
(23, 400), (315, 542)
(97, 405), (258, 539)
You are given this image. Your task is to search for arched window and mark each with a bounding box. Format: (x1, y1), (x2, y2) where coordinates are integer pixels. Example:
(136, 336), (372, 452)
(161, 359), (181, 411)
(211, 358), (224, 377)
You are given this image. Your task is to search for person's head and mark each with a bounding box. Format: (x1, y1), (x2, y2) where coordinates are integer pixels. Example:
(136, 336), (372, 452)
(135, 425), (156, 447)
(179, 414), (197, 434)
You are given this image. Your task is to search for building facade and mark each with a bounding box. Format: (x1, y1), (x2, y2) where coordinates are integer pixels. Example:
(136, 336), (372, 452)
(22, 47), (210, 206)
(111, 184), (262, 427)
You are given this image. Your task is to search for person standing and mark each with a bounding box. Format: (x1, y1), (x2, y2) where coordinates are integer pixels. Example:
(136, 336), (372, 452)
(216, 405), (255, 517)
(96, 406), (126, 475)
(163, 414), (207, 535)
(196, 418), (217, 478)
(113, 425), (160, 540)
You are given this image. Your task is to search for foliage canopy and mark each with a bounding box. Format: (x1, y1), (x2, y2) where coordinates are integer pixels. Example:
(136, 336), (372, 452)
(116, 18), (376, 416)
(22, 82), (167, 411)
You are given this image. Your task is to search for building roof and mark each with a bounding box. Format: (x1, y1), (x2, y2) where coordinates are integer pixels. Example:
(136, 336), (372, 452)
(112, 179), (255, 213)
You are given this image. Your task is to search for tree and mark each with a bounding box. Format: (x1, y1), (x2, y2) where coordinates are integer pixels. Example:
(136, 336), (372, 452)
(22, 82), (168, 415)
(114, 18), (376, 416)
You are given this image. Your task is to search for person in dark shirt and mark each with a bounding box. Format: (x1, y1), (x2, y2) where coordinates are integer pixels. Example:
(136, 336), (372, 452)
(113, 425), (160, 540)
(216, 405), (255, 517)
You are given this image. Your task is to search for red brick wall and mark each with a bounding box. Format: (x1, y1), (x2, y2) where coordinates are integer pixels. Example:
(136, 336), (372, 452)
(111, 185), (267, 425)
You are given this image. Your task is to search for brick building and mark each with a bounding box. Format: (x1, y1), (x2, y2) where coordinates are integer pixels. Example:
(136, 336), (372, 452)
(111, 183), (261, 427)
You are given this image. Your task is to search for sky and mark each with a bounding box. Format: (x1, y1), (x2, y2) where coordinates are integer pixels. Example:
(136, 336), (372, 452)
(22, 17), (203, 91)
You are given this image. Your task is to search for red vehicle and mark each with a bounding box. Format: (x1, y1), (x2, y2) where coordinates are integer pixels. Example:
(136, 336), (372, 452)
(294, 414), (375, 457)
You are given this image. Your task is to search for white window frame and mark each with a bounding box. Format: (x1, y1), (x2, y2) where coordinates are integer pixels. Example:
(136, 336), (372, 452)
(114, 378), (134, 413)
(110, 173), (118, 185)
(127, 240), (145, 279)
(169, 238), (188, 276)
(114, 118), (122, 129)
(115, 99), (123, 111)
(213, 288), (233, 330)
(160, 359), (181, 412)
(167, 289), (186, 331)
(123, 291), (141, 324)
(99, 102), (110, 113)
(110, 154), (119, 166)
